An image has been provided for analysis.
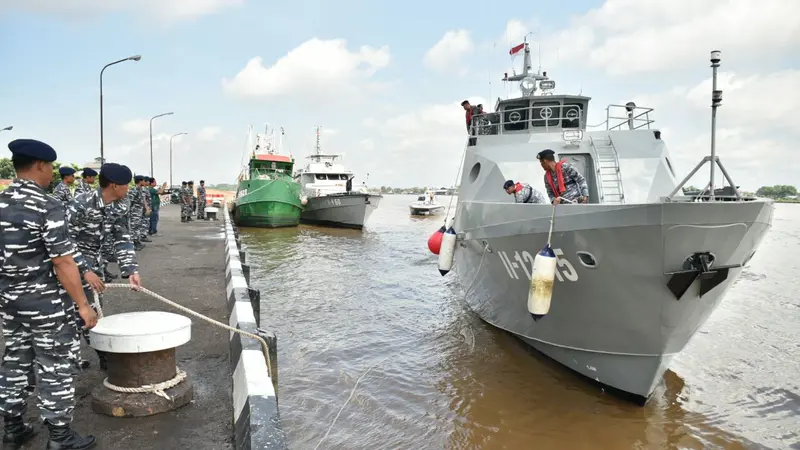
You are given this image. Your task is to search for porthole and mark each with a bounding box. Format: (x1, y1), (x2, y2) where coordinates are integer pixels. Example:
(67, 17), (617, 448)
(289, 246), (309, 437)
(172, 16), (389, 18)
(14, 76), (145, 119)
(469, 162), (481, 183)
(576, 251), (597, 268)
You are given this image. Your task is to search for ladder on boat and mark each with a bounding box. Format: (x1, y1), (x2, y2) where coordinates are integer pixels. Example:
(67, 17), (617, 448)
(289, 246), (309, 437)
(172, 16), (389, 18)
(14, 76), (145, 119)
(591, 136), (625, 204)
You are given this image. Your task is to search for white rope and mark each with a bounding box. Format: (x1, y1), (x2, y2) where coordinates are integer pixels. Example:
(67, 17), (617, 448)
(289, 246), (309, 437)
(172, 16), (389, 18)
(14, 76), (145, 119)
(91, 284), (273, 377)
(103, 367), (188, 400)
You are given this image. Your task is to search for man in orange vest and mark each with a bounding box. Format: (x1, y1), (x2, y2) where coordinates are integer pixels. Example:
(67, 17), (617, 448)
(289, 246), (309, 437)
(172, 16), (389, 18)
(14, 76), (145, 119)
(503, 180), (547, 203)
(537, 149), (589, 204)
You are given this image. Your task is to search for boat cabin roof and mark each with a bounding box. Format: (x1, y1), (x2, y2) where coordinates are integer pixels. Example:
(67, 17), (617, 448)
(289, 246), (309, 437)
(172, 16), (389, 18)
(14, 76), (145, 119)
(254, 154), (292, 163)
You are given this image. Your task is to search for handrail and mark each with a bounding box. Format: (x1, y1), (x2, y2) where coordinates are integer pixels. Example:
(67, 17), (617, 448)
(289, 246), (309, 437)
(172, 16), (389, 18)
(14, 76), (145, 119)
(469, 104), (585, 136)
(605, 104), (655, 131)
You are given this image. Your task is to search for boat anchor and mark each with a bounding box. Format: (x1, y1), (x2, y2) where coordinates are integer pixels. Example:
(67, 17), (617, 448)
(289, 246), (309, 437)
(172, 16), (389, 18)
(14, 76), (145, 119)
(665, 252), (741, 301)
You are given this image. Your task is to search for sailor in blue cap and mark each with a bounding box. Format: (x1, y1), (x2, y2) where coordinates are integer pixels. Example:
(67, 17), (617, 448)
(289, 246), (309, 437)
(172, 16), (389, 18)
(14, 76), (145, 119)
(503, 179), (547, 204)
(537, 148), (590, 204)
(75, 167), (98, 196)
(0, 139), (99, 447)
(52, 165), (77, 209)
(68, 162), (141, 375)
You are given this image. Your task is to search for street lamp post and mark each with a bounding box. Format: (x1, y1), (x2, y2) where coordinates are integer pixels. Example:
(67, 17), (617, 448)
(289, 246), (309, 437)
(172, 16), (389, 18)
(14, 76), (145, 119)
(149, 112), (174, 177)
(0, 126), (12, 133)
(169, 132), (188, 189)
(100, 55), (141, 165)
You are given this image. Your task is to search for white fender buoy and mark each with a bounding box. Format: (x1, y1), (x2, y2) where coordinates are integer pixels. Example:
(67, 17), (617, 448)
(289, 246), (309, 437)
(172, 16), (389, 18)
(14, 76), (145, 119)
(438, 226), (457, 276)
(528, 244), (557, 321)
(300, 196), (308, 206)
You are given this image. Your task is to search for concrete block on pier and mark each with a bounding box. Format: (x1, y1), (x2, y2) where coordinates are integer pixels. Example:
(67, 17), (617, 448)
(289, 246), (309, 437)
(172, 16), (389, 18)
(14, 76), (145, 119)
(223, 206), (286, 450)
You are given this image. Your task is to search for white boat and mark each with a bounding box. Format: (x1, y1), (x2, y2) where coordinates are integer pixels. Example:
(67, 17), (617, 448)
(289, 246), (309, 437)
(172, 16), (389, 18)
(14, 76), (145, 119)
(409, 191), (445, 216)
(293, 127), (381, 229)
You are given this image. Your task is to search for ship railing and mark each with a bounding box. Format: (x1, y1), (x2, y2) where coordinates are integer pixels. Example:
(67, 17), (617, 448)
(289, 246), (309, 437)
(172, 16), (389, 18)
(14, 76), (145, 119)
(468, 104), (585, 138)
(605, 104), (654, 131)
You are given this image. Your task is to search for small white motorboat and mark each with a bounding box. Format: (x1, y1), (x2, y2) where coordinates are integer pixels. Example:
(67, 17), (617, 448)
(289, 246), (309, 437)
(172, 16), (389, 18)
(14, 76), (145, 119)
(409, 191), (445, 216)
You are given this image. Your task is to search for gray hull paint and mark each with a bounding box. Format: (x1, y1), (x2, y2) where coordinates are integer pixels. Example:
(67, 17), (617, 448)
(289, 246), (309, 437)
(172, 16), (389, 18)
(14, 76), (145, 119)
(300, 194), (381, 229)
(454, 200), (773, 400)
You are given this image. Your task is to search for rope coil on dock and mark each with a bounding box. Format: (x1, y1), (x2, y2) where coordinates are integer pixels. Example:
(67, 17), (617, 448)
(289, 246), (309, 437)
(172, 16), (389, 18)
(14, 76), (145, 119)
(103, 367), (188, 400)
(91, 284), (273, 378)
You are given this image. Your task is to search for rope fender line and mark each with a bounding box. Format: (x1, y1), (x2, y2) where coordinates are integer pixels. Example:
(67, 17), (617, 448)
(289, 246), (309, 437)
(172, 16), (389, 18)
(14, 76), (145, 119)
(90, 284), (273, 378)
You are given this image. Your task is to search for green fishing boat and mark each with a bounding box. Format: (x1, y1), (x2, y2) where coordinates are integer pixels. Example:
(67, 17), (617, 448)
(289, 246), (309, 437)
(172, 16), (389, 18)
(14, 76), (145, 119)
(232, 126), (303, 228)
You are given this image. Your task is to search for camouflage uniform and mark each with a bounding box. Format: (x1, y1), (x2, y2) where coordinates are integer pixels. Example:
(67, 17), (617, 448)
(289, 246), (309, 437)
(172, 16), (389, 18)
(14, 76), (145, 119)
(74, 179), (93, 196)
(513, 183), (547, 204)
(543, 162), (590, 203)
(0, 179), (82, 428)
(52, 181), (73, 210)
(196, 184), (206, 219)
(126, 184), (145, 247)
(139, 185), (150, 241)
(180, 186), (193, 221)
(68, 190), (138, 346)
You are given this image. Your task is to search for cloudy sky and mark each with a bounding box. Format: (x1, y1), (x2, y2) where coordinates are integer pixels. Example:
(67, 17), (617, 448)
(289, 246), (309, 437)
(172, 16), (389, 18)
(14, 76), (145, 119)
(1, 0), (798, 190)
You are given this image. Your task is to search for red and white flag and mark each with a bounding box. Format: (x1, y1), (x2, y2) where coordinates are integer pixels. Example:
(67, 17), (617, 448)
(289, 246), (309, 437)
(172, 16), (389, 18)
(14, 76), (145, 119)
(509, 43), (525, 55)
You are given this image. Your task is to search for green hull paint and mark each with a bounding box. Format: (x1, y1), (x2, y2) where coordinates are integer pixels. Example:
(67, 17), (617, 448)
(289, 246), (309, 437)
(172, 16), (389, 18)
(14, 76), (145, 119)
(234, 178), (302, 228)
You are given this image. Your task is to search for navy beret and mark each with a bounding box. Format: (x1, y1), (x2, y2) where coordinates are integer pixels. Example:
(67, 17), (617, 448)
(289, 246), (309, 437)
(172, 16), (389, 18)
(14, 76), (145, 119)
(200, 180), (204, 183)
(503, 180), (514, 189)
(7, 139), (57, 162)
(82, 168), (98, 177)
(536, 149), (556, 160)
(133, 175), (144, 182)
(101, 163), (132, 185)
(59, 166), (76, 176)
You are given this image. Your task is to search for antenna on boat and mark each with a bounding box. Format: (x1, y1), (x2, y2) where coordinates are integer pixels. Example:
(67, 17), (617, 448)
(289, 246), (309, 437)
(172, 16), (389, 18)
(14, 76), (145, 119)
(665, 50), (742, 202)
(504, 33), (550, 97)
(315, 125), (321, 155)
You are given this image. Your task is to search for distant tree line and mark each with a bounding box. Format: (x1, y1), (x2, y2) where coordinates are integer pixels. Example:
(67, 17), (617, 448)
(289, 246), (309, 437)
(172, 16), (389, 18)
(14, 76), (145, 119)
(755, 184), (797, 199)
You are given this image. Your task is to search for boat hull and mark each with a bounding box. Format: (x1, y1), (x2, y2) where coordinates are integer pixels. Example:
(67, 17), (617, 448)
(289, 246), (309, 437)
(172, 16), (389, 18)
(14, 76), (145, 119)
(300, 193), (381, 229)
(453, 199), (773, 402)
(409, 205), (445, 216)
(234, 179), (302, 228)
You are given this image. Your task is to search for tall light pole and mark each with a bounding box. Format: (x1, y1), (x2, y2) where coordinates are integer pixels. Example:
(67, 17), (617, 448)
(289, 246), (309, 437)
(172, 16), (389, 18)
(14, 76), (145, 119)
(100, 55), (141, 165)
(169, 132), (187, 189)
(149, 112), (173, 177)
(0, 126), (12, 133)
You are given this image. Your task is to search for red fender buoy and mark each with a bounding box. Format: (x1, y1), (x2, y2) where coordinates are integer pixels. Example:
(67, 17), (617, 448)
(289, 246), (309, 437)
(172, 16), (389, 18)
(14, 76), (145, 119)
(428, 226), (445, 255)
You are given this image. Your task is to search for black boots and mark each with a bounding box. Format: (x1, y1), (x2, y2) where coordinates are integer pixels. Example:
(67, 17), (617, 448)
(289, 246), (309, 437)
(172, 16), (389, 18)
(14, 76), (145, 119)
(3, 415), (35, 447)
(45, 421), (96, 450)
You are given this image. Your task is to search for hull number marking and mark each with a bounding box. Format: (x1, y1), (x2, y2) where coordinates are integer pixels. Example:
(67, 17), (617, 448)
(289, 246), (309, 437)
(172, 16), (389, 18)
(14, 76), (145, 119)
(497, 249), (578, 282)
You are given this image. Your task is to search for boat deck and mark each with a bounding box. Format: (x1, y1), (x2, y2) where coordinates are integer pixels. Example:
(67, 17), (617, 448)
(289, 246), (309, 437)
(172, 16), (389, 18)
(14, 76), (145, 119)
(9, 206), (234, 450)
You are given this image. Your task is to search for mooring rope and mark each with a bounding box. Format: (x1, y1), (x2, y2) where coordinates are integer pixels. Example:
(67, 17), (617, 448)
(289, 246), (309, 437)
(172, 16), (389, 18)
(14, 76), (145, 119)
(443, 140), (469, 226)
(91, 284), (273, 378)
(103, 367), (188, 400)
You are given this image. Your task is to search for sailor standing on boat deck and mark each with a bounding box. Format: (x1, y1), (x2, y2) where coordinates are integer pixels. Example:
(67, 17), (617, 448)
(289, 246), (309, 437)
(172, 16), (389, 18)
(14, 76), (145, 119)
(52, 166), (76, 211)
(69, 163), (141, 372)
(503, 179), (547, 204)
(537, 149), (589, 204)
(0, 139), (98, 449)
(74, 167), (97, 196)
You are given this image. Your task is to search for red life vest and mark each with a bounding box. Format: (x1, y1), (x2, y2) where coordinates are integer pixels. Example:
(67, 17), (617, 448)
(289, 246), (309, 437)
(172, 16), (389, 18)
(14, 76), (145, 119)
(545, 160), (567, 197)
(513, 182), (523, 193)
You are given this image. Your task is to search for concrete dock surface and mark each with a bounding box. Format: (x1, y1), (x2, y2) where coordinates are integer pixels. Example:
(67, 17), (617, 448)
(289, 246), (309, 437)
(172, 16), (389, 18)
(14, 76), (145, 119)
(10, 205), (233, 450)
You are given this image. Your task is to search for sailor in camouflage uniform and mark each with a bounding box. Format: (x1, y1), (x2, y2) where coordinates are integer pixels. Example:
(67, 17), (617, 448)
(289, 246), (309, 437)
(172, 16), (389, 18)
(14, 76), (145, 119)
(537, 149), (590, 204)
(138, 178), (152, 243)
(196, 180), (207, 220)
(180, 181), (192, 222)
(52, 166), (76, 210)
(69, 163), (142, 371)
(126, 175), (146, 250)
(503, 179), (547, 204)
(73, 167), (97, 196)
(0, 139), (98, 449)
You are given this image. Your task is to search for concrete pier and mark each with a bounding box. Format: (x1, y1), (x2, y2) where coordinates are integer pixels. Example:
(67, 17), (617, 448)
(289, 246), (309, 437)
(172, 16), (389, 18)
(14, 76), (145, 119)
(9, 206), (234, 449)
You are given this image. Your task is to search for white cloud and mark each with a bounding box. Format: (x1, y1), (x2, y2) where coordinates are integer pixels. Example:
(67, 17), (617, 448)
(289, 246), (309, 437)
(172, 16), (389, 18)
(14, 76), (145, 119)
(197, 126), (221, 141)
(120, 118), (150, 135)
(504, 19), (530, 45)
(423, 30), (474, 73)
(542, 0), (800, 75)
(0, 0), (242, 22)
(630, 69), (800, 189)
(222, 38), (391, 101)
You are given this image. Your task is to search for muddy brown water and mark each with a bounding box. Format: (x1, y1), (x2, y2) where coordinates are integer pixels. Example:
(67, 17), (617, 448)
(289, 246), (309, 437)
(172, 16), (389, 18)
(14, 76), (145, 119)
(240, 196), (799, 450)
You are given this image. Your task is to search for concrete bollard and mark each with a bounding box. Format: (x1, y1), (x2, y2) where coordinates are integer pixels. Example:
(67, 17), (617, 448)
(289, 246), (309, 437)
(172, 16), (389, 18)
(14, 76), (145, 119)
(258, 329), (279, 400)
(89, 311), (194, 417)
(242, 264), (250, 285)
(247, 288), (260, 325)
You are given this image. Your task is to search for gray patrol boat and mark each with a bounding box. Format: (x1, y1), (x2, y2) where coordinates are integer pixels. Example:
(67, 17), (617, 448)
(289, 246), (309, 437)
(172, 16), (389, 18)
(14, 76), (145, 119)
(449, 46), (773, 403)
(294, 127), (381, 229)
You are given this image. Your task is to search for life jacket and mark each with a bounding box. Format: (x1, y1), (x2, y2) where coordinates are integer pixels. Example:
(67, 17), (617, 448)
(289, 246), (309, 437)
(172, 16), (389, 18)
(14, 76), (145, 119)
(514, 183), (533, 203)
(545, 160), (567, 197)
